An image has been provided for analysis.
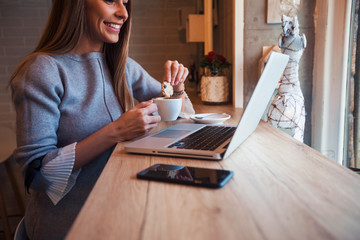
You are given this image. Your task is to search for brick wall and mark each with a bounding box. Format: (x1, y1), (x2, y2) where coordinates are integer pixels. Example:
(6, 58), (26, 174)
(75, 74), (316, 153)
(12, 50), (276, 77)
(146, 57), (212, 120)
(130, 0), (198, 81)
(0, 0), (50, 128)
(0, 0), (198, 128)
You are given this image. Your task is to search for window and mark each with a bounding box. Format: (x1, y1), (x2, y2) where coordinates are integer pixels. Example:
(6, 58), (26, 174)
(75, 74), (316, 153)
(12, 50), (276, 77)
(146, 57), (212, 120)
(312, 0), (352, 164)
(345, 0), (360, 169)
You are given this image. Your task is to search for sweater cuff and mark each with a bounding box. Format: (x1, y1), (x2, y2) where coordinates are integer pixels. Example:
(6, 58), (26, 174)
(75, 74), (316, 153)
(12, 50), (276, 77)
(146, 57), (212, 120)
(181, 92), (195, 116)
(40, 142), (81, 205)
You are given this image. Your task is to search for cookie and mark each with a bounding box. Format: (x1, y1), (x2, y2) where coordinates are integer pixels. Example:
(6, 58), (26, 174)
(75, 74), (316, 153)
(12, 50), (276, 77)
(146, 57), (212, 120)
(161, 81), (173, 97)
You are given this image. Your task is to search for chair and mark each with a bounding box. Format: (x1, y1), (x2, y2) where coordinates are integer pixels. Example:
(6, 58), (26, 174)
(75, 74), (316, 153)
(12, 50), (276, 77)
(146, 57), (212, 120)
(0, 126), (25, 240)
(14, 217), (28, 240)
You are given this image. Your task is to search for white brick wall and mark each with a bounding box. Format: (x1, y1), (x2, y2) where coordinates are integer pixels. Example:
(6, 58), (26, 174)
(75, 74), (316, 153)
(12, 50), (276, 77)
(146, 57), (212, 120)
(0, 0), (198, 128)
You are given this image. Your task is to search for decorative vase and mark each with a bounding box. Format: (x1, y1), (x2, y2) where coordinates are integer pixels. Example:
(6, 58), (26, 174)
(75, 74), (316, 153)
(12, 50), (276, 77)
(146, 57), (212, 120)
(200, 73), (229, 104)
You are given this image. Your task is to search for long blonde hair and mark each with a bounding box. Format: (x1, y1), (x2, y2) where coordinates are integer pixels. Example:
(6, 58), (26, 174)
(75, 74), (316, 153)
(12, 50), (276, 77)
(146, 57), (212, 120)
(10, 0), (134, 111)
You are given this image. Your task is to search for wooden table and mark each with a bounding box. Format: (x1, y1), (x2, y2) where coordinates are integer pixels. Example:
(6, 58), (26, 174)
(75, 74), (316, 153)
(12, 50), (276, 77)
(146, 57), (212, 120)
(66, 105), (360, 240)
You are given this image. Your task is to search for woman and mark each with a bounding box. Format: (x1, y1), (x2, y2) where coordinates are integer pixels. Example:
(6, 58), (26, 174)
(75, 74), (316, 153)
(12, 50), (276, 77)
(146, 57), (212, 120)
(10, 0), (194, 239)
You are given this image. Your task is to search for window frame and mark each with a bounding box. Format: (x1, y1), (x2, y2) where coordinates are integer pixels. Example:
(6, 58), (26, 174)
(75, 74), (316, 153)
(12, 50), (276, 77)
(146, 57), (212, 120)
(312, 0), (352, 164)
(232, 0), (244, 108)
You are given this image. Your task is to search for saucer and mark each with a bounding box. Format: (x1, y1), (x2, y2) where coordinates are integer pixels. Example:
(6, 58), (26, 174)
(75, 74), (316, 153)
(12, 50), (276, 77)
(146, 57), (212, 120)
(190, 113), (231, 124)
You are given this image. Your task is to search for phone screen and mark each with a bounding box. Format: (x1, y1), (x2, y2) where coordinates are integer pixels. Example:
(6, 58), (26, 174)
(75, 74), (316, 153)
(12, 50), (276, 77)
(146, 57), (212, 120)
(137, 164), (233, 188)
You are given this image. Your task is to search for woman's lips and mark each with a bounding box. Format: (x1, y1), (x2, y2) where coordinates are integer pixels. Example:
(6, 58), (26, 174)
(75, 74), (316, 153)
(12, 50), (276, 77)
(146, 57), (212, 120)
(104, 22), (121, 32)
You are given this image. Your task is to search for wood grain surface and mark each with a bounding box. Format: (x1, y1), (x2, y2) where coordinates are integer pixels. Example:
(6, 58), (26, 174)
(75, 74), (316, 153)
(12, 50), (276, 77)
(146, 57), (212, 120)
(66, 105), (360, 240)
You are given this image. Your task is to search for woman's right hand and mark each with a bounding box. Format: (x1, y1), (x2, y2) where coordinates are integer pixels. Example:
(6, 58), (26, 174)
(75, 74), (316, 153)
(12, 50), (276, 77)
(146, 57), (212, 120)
(74, 100), (160, 171)
(109, 100), (161, 142)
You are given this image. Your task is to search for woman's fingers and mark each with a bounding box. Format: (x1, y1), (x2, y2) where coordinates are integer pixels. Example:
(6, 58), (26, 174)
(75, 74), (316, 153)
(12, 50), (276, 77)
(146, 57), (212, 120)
(164, 60), (189, 85)
(175, 64), (184, 85)
(113, 100), (161, 140)
(179, 66), (189, 85)
(133, 99), (152, 109)
(170, 61), (179, 85)
(164, 60), (173, 83)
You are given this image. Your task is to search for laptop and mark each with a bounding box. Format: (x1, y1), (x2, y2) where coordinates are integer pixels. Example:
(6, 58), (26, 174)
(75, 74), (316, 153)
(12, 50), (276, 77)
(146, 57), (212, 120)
(125, 52), (289, 160)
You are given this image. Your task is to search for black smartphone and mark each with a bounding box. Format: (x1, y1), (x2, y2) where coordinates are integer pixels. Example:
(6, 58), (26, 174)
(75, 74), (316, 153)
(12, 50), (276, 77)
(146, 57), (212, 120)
(137, 164), (234, 188)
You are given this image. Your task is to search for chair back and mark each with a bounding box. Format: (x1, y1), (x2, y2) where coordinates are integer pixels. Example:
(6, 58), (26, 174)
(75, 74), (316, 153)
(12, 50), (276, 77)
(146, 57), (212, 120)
(0, 126), (16, 162)
(14, 217), (29, 240)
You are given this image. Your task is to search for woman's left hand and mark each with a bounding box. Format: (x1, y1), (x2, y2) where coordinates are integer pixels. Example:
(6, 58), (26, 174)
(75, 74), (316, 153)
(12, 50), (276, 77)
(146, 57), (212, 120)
(163, 60), (189, 91)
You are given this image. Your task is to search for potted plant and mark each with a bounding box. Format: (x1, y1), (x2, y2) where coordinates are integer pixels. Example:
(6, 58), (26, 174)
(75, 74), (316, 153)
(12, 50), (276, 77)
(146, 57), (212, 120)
(199, 51), (231, 104)
(200, 51), (231, 76)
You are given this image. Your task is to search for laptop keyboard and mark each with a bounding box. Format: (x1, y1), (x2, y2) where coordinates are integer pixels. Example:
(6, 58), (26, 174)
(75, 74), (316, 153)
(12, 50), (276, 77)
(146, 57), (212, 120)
(167, 126), (236, 151)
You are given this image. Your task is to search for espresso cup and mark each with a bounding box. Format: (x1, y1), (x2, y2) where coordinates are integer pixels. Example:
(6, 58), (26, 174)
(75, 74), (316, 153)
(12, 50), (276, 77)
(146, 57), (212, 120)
(153, 97), (182, 121)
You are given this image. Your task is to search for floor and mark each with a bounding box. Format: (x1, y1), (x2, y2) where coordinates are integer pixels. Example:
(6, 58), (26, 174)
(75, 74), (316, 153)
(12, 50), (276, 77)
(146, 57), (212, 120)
(0, 157), (29, 240)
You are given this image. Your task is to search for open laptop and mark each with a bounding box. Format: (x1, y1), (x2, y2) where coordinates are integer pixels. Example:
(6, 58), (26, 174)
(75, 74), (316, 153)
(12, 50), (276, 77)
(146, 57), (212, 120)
(125, 52), (289, 160)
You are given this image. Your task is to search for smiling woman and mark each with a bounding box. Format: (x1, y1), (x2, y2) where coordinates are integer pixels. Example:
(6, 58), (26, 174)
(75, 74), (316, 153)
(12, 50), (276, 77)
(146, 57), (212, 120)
(9, 0), (194, 239)
(78, 0), (129, 54)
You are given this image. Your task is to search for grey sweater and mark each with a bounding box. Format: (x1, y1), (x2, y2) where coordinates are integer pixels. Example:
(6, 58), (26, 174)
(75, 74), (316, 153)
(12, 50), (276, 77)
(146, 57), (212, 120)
(11, 52), (162, 239)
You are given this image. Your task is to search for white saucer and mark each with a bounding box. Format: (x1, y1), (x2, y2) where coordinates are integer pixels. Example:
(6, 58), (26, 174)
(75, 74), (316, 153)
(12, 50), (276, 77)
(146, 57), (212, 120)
(190, 113), (231, 124)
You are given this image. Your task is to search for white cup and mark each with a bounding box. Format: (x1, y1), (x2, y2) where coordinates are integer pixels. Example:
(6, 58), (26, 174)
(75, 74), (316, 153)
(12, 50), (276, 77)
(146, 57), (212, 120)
(153, 97), (182, 121)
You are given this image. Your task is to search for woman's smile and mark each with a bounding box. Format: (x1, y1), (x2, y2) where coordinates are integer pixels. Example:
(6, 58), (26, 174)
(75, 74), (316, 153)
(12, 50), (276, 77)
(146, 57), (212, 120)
(104, 22), (122, 32)
(79, 0), (129, 53)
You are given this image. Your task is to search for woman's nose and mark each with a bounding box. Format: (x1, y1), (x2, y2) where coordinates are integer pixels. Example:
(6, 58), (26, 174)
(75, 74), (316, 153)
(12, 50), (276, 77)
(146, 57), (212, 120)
(115, 3), (128, 21)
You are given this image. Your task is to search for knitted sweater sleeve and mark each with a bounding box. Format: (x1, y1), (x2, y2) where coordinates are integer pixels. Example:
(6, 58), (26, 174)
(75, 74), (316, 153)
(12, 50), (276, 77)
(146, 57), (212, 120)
(11, 55), (79, 205)
(126, 57), (162, 101)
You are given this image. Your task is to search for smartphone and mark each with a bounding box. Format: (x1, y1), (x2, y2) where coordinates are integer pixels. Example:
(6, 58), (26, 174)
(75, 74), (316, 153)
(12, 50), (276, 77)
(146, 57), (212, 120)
(137, 164), (234, 188)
